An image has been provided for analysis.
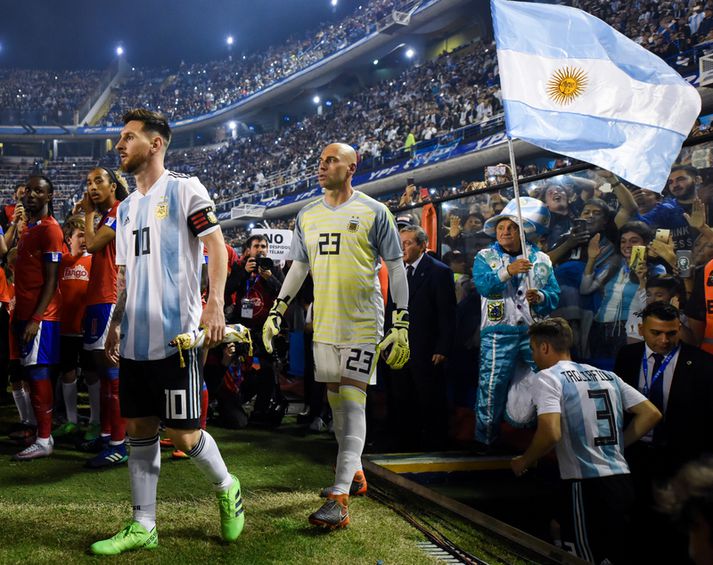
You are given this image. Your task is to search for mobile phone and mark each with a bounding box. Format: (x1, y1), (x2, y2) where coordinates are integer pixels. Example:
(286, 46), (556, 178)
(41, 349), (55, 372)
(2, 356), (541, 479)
(676, 249), (692, 278)
(629, 245), (647, 268)
(572, 219), (587, 234)
(655, 228), (671, 243)
(419, 188), (430, 199)
(406, 177), (415, 186)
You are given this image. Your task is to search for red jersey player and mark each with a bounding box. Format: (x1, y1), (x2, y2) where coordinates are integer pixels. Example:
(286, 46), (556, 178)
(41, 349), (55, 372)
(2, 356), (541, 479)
(78, 167), (129, 468)
(13, 175), (63, 460)
(54, 216), (93, 440)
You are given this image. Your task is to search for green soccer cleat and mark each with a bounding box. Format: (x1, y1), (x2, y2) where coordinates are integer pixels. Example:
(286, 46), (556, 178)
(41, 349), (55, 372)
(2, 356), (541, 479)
(83, 422), (101, 442)
(216, 474), (245, 542)
(89, 521), (158, 555)
(52, 421), (79, 439)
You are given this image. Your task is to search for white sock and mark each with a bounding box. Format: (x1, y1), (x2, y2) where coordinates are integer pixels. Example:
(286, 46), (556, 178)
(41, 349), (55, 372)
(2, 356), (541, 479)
(12, 389), (32, 423)
(36, 436), (51, 448)
(129, 434), (160, 531)
(327, 389), (343, 444)
(23, 390), (37, 425)
(62, 380), (78, 424)
(333, 385), (367, 495)
(87, 381), (101, 425)
(188, 430), (233, 492)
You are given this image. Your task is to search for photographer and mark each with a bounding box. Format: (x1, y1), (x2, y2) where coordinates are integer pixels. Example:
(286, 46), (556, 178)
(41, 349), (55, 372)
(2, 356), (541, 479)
(225, 234), (284, 423)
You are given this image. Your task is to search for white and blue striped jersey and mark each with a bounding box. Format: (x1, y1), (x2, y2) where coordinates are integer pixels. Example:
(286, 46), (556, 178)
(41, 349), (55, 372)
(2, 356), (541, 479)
(534, 360), (647, 480)
(116, 170), (219, 361)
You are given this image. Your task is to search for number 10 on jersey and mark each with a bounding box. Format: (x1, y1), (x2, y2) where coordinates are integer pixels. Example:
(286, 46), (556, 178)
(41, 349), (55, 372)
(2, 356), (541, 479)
(133, 227), (151, 256)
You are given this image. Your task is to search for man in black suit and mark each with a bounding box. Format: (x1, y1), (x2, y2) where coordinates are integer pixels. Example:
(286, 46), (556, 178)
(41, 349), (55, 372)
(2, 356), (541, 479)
(386, 225), (456, 451)
(615, 301), (713, 563)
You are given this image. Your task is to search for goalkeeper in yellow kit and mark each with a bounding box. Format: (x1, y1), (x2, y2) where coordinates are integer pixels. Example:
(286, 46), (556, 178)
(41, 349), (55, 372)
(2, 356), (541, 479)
(263, 142), (409, 529)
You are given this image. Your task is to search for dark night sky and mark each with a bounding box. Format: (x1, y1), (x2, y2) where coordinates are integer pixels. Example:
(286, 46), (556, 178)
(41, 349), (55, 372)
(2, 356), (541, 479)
(0, 0), (362, 70)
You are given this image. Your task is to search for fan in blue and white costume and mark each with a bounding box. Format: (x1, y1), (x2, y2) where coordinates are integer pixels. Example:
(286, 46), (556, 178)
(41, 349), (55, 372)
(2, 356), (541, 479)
(473, 197), (559, 446)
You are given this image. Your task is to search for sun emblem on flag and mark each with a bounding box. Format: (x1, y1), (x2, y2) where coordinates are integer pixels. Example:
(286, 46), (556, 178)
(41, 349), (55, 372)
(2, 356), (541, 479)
(547, 66), (588, 105)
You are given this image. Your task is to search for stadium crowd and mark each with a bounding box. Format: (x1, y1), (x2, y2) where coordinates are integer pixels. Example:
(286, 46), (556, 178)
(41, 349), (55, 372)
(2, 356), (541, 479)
(3, 0), (713, 128)
(167, 39), (502, 207)
(102, 0), (408, 125)
(0, 69), (103, 125)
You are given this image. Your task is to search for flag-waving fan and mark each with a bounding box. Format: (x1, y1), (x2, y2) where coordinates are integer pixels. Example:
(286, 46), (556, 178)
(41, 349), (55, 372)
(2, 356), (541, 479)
(491, 0), (701, 193)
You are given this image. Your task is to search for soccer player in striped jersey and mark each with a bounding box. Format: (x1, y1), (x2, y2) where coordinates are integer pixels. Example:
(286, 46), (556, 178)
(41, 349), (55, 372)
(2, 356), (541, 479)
(78, 167), (129, 468)
(263, 142), (410, 529)
(511, 318), (661, 564)
(90, 109), (243, 555)
(12, 175), (63, 461)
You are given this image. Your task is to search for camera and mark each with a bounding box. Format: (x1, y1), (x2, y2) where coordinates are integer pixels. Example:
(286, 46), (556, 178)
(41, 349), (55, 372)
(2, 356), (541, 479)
(255, 256), (274, 271)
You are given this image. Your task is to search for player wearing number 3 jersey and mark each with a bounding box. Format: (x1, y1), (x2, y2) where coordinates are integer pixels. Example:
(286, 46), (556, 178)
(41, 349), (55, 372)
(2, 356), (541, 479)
(262, 142), (410, 529)
(511, 318), (661, 564)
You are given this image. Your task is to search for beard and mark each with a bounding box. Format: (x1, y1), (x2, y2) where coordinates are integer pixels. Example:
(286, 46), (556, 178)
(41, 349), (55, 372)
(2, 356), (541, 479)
(120, 152), (148, 174)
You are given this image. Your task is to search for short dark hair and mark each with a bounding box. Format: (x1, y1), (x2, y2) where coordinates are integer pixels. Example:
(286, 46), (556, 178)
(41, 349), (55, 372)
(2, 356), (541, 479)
(670, 164), (699, 179)
(619, 220), (654, 244)
(640, 301), (680, 322)
(122, 108), (172, 147)
(646, 275), (680, 293)
(528, 317), (573, 352)
(245, 234), (267, 249)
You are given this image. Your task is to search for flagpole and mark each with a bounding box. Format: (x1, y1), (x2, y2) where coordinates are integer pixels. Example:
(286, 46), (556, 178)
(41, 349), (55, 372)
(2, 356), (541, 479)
(506, 136), (532, 287)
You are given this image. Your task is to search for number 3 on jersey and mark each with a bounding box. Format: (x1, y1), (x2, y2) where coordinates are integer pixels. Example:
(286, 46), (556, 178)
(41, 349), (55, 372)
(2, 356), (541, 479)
(318, 232), (341, 255)
(588, 389), (617, 447)
(133, 227), (151, 256)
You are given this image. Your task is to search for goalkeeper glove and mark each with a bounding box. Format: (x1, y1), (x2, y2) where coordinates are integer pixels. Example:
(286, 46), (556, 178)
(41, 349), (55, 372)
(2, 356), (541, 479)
(378, 308), (410, 369)
(262, 298), (288, 353)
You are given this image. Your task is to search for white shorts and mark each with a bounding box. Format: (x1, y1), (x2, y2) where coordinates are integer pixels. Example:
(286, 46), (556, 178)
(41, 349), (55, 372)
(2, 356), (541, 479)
(313, 342), (377, 385)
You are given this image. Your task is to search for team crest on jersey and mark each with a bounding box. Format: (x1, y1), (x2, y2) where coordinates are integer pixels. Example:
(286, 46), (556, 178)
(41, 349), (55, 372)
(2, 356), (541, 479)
(155, 197), (169, 220)
(487, 300), (504, 322)
(347, 216), (360, 233)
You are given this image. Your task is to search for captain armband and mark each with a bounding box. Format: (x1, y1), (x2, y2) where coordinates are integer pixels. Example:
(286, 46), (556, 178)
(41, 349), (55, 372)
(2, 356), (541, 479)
(187, 207), (219, 237)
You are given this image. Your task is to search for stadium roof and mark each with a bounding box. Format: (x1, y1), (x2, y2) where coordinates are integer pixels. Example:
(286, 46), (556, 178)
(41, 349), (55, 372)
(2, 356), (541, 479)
(0, 0), (361, 70)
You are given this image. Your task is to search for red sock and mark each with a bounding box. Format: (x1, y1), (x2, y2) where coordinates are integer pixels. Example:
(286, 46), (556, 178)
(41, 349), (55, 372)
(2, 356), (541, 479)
(200, 387), (209, 430)
(100, 376), (112, 436)
(29, 378), (53, 439)
(109, 378), (126, 443)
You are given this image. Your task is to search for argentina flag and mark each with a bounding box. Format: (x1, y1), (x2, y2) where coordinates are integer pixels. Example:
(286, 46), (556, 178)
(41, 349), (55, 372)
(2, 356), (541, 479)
(491, 0), (701, 192)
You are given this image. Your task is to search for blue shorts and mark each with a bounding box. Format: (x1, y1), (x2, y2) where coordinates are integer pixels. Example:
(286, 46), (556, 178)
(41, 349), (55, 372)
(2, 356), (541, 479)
(83, 303), (115, 351)
(14, 320), (60, 367)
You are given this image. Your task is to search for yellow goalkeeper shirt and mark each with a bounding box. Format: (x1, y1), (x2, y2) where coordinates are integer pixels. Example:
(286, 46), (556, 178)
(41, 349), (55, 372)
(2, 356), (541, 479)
(289, 190), (402, 345)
